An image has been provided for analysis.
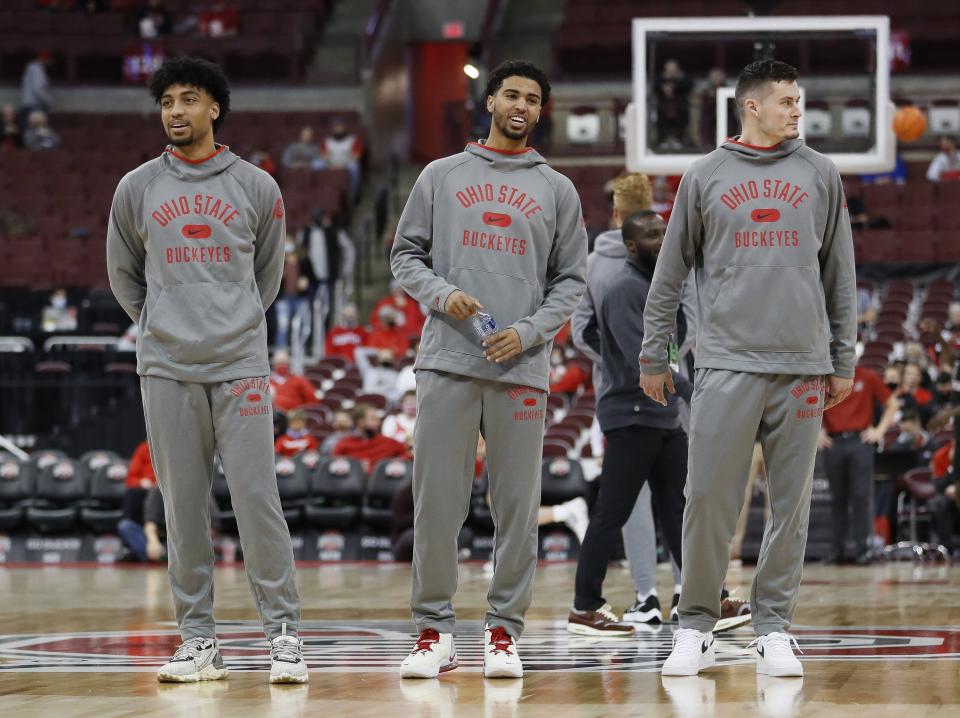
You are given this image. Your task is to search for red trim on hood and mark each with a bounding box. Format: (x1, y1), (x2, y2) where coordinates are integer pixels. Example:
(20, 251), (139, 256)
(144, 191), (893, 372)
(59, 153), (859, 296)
(468, 141), (533, 155)
(726, 137), (783, 151)
(165, 145), (228, 164)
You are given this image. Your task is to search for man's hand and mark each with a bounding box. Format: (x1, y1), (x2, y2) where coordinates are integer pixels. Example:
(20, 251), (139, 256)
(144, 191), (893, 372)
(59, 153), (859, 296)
(483, 328), (522, 363)
(639, 370), (675, 407)
(824, 375), (854, 410)
(817, 429), (834, 450)
(860, 426), (884, 444)
(443, 290), (483, 320)
(146, 539), (164, 562)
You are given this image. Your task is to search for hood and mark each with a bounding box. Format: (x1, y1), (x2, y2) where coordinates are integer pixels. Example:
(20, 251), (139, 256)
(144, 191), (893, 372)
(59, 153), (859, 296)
(464, 141), (547, 171)
(161, 144), (240, 181)
(593, 229), (625, 258)
(720, 136), (804, 163)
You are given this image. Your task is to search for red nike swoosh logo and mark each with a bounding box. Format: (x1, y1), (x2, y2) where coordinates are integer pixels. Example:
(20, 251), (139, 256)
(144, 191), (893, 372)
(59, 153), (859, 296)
(482, 212), (512, 228)
(182, 224), (212, 239)
(750, 209), (780, 223)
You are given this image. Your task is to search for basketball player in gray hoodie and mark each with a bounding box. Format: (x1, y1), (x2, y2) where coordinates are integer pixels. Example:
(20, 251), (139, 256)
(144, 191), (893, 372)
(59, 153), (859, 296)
(641, 60), (856, 677)
(391, 60), (587, 679)
(106, 57), (306, 684)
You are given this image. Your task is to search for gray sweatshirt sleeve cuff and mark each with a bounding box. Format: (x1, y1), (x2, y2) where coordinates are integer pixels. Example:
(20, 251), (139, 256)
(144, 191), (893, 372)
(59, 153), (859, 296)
(639, 355), (669, 375)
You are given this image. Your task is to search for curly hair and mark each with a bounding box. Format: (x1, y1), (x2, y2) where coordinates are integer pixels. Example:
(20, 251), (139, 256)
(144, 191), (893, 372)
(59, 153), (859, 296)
(734, 60), (798, 116)
(149, 56), (231, 132)
(612, 173), (653, 215)
(485, 60), (551, 105)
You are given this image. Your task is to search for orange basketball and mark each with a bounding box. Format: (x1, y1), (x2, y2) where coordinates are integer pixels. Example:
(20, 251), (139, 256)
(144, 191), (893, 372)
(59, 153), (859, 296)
(892, 106), (927, 143)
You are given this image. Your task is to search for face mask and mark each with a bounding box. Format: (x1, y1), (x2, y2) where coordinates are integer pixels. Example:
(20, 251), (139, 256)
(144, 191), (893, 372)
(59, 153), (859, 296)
(273, 365), (289, 376)
(288, 428), (307, 438)
(363, 427), (378, 439)
(52, 296), (67, 310)
(285, 241), (296, 253)
(886, 382), (898, 390)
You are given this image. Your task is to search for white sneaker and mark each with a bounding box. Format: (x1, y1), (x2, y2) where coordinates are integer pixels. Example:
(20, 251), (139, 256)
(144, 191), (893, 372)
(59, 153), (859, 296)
(661, 628), (715, 676)
(157, 637), (229, 682)
(400, 629), (458, 678)
(561, 497), (589, 544)
(483, 625), (523, 678)
(270, 623), (309, 684)
(750, 632), (803, 677)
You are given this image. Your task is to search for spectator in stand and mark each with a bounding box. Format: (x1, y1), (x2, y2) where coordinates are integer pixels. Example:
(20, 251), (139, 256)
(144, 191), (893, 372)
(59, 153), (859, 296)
(654, 59), (692, 150)
(697, 67), (728, 147)
(898, 362), (935, 423)
(548, 347), (588, 395)
(366, 305), (409, 357)
(919, 317), (955, 372)
(928, 440), (957, 557)
(117, 485), (167, 563)
(248, 148), (276, 176)
(1, 105), (22, 150)
(324, 303), (368, 363)
(273, 237), (315, 350)
(21, 51), (53, 117)
(890, 410), (930, 451)
(395, 339), (418, 396)
(857, 285), (877, 326)
(333, 403), (409, 473)
(41, 288), (76, 331)
(274, 409), (319, 457)
(136, 0), (173, 38)
(320, 410), (353, 454)
(23, 110), (61, 151)
(120, 439), (157, 526)
(354, 346), (401, 403)
(883, 364), (902, 392)
(946, 302), (960, 335)
(315, 117), (363, 200)
(370, 279), (425, 342)
(198, 1), (239, 38)
(926, 136), (960, 182)
(382, 390), (417, 447)
(282, 126), (320, 170)
(269, 349), (318, 413)
(933, 372), (955, 411)
(300, 209), (355, 328)
(819, 363), (899, 564)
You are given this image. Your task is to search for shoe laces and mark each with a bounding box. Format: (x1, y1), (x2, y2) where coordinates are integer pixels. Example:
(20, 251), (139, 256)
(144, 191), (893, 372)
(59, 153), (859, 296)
(487, 626), (514, 656)
(748, 632), (803, 656)
(411, 628), (440, 655)
(172, 637), (211, 662)
(597, 604), (620, 623)
(672, 627), (708, 651)
(271, 622), (303, 664)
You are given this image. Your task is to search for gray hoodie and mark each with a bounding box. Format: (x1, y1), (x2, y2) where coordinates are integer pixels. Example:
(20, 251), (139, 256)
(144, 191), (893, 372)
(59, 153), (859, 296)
(640, 138), (857, 379)
(106, 145), (286, 383)
(390, 142), (587, 391)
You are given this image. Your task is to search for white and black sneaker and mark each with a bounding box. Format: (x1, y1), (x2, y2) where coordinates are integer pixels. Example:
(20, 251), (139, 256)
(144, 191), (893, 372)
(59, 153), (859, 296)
(661, 628), (716, 676)
(158, 637), (228, 682)
(270, 623), (309, 684)
(667, 592), (680, 622)
(623, 594), (663, 625)
(750, 632), (803, 677)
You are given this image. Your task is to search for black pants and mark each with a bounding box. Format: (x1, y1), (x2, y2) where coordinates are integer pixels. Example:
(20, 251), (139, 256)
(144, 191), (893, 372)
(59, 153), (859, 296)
(574, 425), (687, 611)
(823, 434), (875, 556)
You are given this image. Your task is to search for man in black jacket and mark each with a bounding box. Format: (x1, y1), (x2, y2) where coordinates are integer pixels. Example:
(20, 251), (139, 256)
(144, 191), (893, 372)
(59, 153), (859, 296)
(567, 211), (692, 636)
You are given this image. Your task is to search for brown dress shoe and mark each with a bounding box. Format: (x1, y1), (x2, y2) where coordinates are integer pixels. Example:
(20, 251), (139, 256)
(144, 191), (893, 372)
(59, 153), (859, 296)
(566, 603), (635, 636)
(715, 598), (752, 632)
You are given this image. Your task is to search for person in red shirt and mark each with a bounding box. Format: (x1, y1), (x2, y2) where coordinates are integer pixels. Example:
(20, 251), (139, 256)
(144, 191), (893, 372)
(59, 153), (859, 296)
(897, 362), (934, 423)
(929, 440), (957, 557)
(548, 347), (589, 395)
(324, 303), (368, 363)
(269, 349), (318, 413)
(333, 403), (410, 473)
(366, 305), (410, 357)
(819, 363), (899, 564)
(274, 410), (319, 457)
(121, 439), (158, 526)
(370, 280), (425, 341)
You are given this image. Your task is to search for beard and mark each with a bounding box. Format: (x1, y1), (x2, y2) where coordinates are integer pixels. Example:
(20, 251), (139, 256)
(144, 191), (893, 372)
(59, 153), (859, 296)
(493, 108), (532, 141)
(167, 128), (194, 147)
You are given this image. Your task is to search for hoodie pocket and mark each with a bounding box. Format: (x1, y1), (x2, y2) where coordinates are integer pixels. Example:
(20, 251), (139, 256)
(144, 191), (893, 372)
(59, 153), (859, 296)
(146, 282), (262, 364)
(709, 265), (825, 353)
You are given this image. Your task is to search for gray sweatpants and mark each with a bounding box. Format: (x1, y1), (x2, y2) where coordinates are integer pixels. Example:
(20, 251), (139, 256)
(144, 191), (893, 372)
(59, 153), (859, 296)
(141, 375), (300, 642)
(622, 483), (682, 594)
(679, 369), (823, 636)
(411, 369), (545, 638)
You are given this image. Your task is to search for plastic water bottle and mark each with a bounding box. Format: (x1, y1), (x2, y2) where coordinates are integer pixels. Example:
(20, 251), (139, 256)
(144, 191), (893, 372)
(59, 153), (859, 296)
(472, 311), (498, 339)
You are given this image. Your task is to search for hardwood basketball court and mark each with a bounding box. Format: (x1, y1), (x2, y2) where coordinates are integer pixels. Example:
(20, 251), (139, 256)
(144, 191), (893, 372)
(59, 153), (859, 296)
(1, 560), (958, 716)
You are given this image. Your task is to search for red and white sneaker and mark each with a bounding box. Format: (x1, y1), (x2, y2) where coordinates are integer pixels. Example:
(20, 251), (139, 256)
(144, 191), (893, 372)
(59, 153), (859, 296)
(483, 625), (523, 678)
(400, 629), (457, 678)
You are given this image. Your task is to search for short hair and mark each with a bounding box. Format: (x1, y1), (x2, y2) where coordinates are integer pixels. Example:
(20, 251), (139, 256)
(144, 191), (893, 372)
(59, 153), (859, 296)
(149, 56), (231, 132)
(351, 402), (376, 424)
(621, 210), (661, 244)
(485, 60), (551, 106)
(734, 60), (799, 116)
(612, 173), (653, 215)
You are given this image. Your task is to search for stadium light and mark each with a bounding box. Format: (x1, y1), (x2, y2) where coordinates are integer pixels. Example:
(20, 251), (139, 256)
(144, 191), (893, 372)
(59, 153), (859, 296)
(463, 63), (480, 80)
